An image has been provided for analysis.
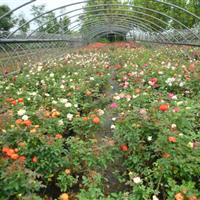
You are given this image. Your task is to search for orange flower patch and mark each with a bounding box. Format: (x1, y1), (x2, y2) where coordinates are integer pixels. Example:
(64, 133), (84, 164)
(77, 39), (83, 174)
(175, 192), (184, 200)
(168, 136), (177, 143)
(92, 117), (100, 124)
(55, 134), (63, 139)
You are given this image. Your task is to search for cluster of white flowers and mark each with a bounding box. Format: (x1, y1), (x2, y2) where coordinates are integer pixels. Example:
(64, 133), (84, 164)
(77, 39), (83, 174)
(67, 113), (73, 121)
(17, 109), (26, 116)
(165, 77), (176, 86)
(58, 119), (64, 126)
(65, 102), (72, 108)
(60, 98), (68, 104)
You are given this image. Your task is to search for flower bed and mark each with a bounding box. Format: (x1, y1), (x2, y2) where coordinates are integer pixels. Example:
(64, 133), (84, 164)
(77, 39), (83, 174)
(0, 45), (199, 200)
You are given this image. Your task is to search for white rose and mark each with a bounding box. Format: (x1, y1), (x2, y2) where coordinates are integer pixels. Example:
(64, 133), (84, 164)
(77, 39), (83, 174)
(18, 109), (26, 116)
(111, 125), (115, 129)
(58, 119), (64, 126)
(133, 177), (142, 184)
(50, 73), (54, 77)
(152, 195), (159, 200)
(97, 109), (104, 116)
(171, 124), (177, 129)
(45, 93), (50, 97)
(52, 100), (57, 105)
(60, 85), (65, 89)
(67, 113), (73, 121)
(65, 102), (72, 108)
(147, 136), (152, 141)
(22, 115), (29, 120)
(60, 99), (68, 104)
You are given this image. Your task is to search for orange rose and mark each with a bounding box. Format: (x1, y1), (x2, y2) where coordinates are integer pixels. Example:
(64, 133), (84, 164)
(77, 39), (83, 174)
(23, 120), (32, 126)
(16, 119), (24, 125)
(175, 192), (184, 200)
(10, 153), (19, 160)
(55, 134), (63, 139)
(82, 117), (88, 121)
(168, 136), (176, 143)
(92, 117), (100, 124)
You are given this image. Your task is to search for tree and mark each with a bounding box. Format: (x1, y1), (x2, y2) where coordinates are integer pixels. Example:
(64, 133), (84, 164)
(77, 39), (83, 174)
(31, 4), (70, 34)
(45, 12), (60, 34)
(130, 0), (200, 30)
(17, 14), (30, 34)
(0, 5), (14, 32)
(31, 5), (47, 32)
(59, 16), (70, 34)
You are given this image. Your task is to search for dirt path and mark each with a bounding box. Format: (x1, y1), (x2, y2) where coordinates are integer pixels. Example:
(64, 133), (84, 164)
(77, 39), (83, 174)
(94, 61), (129, 196)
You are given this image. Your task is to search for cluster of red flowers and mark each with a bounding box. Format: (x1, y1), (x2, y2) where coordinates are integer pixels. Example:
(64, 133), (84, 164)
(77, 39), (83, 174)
(82, 115), (101, 125)
(175, 192), (198, 200)
(6, 98), (24, 105)
(2, 147), (25, 161)
(15, 119), (32, 126)
(2, 147), (38, 163)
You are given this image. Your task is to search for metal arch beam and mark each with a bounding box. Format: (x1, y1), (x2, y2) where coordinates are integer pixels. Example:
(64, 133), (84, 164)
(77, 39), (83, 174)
(71, 17), (155, 33)
(64, 15), (179, 43)
(26, 6), (195, 43)
(155, 0), (200, 21)
(29, 8), (198, 44)
(75, 16), (177, 42)
(37, 12), (180, 43)
(34, 13), (181, 47)
(83, 25), (165, 43)
(27, 7), (172, 38)
(0, 0), (36, 20)
(41, 11), (167, 36)
(64, 21), (166, 43)
(8, 2), (200, 40)
(76, 19), (154, 36)
(70, 19), (167, 43)
(79, 22), (164, 42)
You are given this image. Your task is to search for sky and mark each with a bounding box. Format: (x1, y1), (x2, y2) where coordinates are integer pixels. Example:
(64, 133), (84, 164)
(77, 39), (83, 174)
(0, 0), (85, 31)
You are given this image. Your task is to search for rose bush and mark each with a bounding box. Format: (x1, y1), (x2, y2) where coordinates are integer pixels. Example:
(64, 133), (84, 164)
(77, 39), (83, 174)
(0, 45), (199, 199)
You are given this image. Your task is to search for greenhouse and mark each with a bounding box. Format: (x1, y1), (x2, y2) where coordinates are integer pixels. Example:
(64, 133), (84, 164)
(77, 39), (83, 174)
(0, 0), (199, 199)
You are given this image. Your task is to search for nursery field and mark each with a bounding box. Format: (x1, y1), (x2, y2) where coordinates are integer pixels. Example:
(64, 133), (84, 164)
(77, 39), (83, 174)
(0, 44), (200, 200)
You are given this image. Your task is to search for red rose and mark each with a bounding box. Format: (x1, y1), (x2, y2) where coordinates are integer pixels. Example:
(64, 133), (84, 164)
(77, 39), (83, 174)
(188, 195), (198, 200)
(32, 156), (38, 163)
(159, 104), (169, 112)
(120, 144), (129, 152)
(18, 98), (24, 103)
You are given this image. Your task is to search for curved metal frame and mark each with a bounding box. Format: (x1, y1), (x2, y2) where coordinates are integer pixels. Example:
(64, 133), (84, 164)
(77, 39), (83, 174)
(31, 8), (187, 43)
(8, 2), (200, 41)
